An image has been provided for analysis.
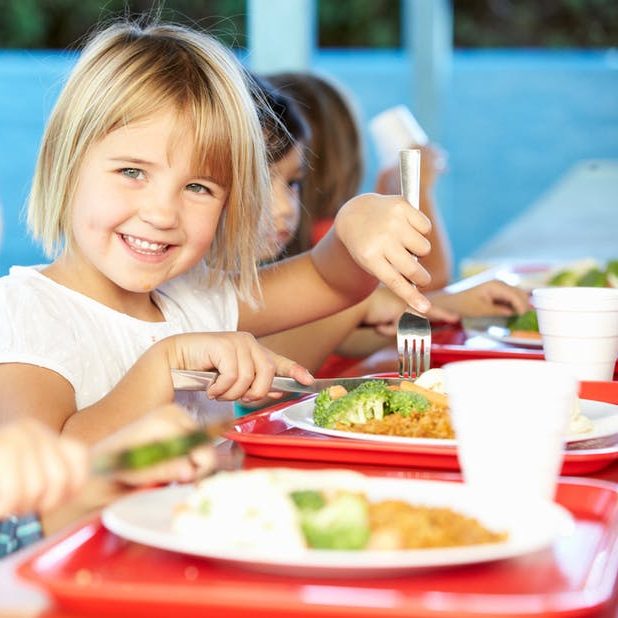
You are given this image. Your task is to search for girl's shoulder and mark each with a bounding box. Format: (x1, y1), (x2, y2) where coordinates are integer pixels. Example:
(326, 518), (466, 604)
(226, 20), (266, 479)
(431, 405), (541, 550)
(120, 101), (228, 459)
(0, 266), (87, 341)
(0, 265), (85, 316)
(0, 265), (59, 305)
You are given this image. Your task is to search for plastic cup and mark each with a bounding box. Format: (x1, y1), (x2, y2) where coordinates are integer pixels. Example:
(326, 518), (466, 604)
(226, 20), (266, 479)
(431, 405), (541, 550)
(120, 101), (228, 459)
(369, 105), (429, 169)
(444, 359), (577, 507)
(532, 287), (618, 381)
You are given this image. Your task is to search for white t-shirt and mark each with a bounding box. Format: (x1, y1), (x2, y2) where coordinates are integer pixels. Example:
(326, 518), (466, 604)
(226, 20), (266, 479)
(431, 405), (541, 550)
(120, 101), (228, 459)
(0, 264), (238, 417)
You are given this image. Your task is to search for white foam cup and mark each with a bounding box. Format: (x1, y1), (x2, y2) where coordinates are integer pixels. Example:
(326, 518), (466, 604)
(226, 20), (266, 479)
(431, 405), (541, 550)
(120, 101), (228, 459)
(444, 359), (577, 508)
(532, 287), (618, 381)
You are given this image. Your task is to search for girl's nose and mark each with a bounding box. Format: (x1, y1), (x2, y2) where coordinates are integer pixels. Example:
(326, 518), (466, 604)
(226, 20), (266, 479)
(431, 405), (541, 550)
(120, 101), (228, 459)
(138, 194), (179, 229)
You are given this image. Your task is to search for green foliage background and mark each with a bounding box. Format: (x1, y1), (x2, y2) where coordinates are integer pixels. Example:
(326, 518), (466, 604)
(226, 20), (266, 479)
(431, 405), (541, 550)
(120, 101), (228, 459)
(0, 0), (615, 49)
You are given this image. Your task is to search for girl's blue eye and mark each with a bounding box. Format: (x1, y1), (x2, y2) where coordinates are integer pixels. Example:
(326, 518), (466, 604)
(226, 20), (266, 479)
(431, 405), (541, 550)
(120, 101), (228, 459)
(288, 179), (303, 192)
(121, 168), (143, 179)
(186, 183), (211, 195)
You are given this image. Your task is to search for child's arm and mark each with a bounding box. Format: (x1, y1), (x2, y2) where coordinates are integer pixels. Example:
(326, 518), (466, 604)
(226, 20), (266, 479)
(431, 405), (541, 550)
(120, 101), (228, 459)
(259, 298), (373, 374)
(428, 280), (531, 319)
(0, 332), (313, 444)
(240, 193), (432, 336)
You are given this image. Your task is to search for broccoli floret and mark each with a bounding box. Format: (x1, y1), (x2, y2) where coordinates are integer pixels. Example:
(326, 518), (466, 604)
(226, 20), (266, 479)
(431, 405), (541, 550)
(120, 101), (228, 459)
(577, 268), (608, 287)
(548, 270), (578, 286)
(313, 389), (336, 427)
(387, 390), (430, 416)
(507, 309), (539, 332)
(295, 491), (370, 550)
(290, 490), (325, 512)
(313, 381), (391, 428)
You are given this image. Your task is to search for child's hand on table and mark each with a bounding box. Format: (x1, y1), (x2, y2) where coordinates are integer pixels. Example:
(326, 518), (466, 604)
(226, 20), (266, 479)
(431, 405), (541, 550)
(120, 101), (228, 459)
(429, 280), (531, 320)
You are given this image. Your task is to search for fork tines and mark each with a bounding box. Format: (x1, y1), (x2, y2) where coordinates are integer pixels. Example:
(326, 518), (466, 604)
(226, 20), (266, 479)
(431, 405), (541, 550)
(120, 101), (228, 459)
(397, 311), (431, 379)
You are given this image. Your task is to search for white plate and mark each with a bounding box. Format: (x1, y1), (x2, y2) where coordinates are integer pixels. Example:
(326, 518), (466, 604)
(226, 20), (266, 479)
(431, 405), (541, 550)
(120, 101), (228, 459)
(462, 317), (543, 348)
(102, 476), (573, 577)
(281, 397), (618, 446)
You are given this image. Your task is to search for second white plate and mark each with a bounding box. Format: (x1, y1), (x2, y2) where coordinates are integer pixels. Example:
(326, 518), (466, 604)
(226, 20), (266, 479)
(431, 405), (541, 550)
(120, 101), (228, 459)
(281, 397), (618, 447)
(102, 475), (573, 577)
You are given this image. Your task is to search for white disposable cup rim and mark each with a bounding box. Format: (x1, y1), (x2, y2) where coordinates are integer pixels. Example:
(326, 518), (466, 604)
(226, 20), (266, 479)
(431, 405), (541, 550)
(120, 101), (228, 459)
(532, 287), (618, 311)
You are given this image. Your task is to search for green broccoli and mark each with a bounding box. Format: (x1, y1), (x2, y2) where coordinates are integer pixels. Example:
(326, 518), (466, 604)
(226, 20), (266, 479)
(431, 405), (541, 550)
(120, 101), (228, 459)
(577, 268), (608, 287)
(507, 309), (539, 332)
(294, 491), (370, 550)
(548, 269), (579, 286)
(313, 380), (391, 428)
(387, 389), (430, 416)
(313, 388), (337, 427)
(290, 490), (326, 512)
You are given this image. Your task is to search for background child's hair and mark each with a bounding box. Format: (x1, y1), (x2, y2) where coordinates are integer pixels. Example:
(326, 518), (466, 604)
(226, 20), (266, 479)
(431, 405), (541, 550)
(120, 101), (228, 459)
(249, 74), (310, 165)
(28, 20), (271, 304)
(268, 72), (364, 255)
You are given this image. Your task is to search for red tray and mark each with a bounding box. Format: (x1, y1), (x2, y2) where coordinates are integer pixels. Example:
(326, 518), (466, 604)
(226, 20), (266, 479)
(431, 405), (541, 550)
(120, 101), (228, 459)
(17, 477), (618, 618)
(229, 381), (618, 476)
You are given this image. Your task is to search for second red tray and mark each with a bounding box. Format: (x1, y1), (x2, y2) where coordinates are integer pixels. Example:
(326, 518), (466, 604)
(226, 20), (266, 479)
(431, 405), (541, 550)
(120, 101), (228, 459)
(17, 476), (618, 618)
(229, 381), (618, 476)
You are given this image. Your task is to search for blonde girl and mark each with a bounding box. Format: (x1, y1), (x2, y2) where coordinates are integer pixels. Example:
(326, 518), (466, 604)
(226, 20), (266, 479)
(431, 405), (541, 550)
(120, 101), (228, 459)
(0, 21), (432, 444)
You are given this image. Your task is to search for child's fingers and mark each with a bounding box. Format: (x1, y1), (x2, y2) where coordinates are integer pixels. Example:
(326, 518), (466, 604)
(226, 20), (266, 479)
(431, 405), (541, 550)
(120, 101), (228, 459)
(384, 245), (432, 288)
(205, 333), (266, 400)
(486, 282), (531, 315)
(244, 356), (313, 401)
(424, 304), (460, 324)
(371, 258), (431, 314)
(241, 347), (279, 401)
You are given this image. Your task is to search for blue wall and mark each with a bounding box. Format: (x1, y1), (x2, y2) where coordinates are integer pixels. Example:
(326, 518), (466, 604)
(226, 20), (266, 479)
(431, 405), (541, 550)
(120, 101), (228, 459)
(1, 48), (617, 276)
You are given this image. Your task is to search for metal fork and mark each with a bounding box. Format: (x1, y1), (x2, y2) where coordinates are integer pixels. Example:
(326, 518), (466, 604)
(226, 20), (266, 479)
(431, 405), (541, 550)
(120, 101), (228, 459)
(397, 310), (431, 378)
(396, 149), (432, 378)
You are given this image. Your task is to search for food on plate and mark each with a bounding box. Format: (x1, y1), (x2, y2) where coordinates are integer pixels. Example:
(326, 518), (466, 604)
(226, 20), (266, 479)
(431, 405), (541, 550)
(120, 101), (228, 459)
(506, 309), (542, 340)
(569, 398), (593, 434)
(312, 369), (592, 438)
(172, 469), (507, 551)
(548, 258), (617, 288)
(506, 259), (617, 340)
(313, 375), (453, 439)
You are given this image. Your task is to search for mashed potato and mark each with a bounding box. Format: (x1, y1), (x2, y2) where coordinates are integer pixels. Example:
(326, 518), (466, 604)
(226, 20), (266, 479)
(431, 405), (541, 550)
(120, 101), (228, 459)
(172, 469), (366, 552)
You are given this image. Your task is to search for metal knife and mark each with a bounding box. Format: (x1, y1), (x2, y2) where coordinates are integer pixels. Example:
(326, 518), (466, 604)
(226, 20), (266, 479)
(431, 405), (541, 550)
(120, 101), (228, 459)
(172, 369), (411, 395)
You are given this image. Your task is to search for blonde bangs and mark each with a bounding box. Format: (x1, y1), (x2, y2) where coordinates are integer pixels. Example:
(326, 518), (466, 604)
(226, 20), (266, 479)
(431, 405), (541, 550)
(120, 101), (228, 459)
(28, 21), (272, 304)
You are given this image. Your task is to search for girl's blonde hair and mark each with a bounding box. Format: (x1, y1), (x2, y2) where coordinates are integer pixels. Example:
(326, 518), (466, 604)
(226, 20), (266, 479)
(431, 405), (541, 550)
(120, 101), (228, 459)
(268, 72), (363, 255)
(28, 20), (271, 304)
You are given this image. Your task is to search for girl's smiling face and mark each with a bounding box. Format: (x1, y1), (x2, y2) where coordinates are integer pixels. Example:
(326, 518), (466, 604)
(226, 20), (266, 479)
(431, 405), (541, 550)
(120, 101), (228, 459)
(67, 109), (228, 299)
